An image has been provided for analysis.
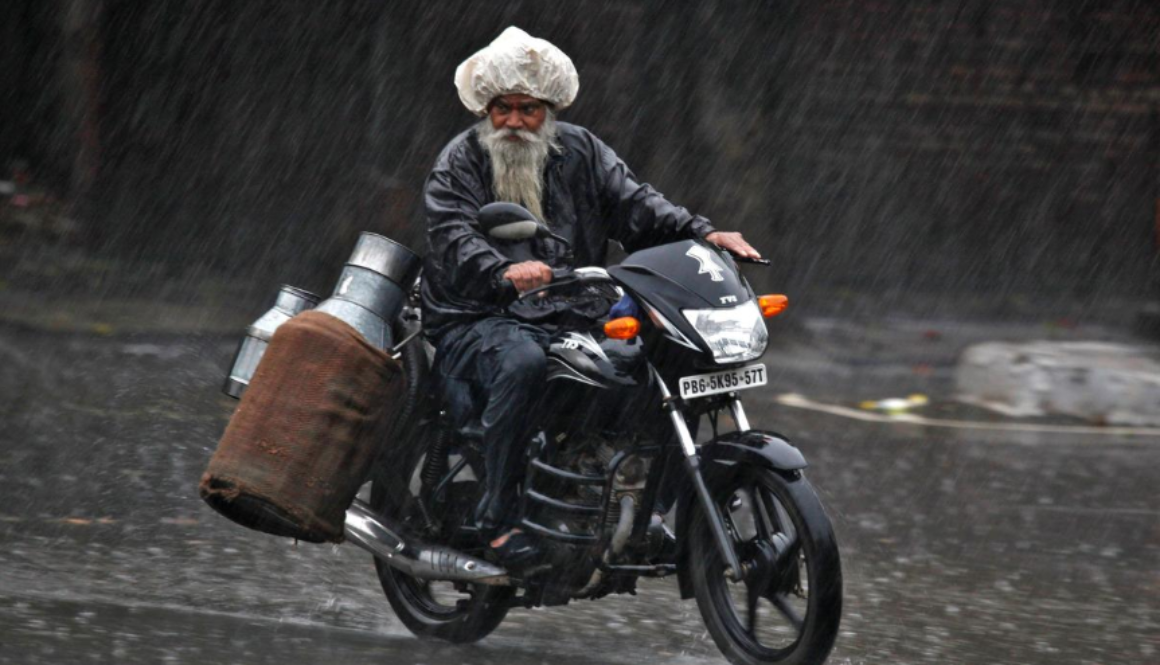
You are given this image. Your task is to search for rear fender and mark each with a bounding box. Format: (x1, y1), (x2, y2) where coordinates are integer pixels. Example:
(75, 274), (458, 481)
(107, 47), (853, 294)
(675, 430), (808, 599)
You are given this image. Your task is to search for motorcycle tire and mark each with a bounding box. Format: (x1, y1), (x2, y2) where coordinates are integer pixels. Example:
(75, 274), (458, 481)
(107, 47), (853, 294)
(689, 466), (842, 665)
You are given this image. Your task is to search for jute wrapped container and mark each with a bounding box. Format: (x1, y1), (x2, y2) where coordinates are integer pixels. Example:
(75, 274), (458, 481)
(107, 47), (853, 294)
(200, 310), (403, 543)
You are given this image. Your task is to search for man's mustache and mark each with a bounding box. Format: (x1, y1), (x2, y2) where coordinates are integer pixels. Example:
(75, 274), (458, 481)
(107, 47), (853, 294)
(495, 128), (542, 143)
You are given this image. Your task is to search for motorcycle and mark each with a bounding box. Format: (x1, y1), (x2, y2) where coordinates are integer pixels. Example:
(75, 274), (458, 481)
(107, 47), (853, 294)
(349, 204), (843, 665)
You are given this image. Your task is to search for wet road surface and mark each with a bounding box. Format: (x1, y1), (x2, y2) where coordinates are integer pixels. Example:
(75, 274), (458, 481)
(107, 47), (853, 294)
(0, 326), (1156, 664)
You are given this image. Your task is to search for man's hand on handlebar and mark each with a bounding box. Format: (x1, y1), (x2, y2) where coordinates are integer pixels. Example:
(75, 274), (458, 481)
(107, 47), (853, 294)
(503, 261), (553, 293)
(498, 232), (759, 300)
(705, 231), (761, 260)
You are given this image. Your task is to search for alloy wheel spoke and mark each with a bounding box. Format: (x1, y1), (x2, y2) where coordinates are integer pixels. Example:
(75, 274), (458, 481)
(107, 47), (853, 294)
(756, 486), (784, 534)
(751, 484), (773, 541)
(769, 593), (804, 631)
(745, 585), (760, 636)
(773, 533), (801, 569)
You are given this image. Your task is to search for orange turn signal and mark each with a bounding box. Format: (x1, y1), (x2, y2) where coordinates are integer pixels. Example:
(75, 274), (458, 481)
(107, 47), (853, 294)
(604, 316), (641, 340)
(758, 294), (788, 318)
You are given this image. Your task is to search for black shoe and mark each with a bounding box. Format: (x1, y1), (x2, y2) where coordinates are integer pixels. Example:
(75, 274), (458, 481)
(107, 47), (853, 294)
(488, 530), (543, 571)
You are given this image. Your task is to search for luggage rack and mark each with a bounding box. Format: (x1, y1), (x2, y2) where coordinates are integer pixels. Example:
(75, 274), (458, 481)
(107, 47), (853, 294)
(519, 448), (658, 546)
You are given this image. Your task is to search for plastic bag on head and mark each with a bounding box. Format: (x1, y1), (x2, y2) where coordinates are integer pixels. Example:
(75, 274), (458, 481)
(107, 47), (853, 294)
(455, 26), (579, 117)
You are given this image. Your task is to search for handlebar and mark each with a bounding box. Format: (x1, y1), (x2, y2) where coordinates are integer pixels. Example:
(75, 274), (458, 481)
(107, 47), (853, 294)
(498, 267), (610, 302)
(498, 248), (766, 302)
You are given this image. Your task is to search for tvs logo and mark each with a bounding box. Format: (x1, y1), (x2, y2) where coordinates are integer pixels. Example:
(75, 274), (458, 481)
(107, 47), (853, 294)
(686, 245), (725, 282)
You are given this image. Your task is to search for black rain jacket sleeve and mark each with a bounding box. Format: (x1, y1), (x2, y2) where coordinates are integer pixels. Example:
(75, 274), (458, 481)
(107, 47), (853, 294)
(421, 137), (514, 327)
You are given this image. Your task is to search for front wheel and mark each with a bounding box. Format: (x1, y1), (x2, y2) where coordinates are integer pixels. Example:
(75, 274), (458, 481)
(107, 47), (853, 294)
(689, 467), (842, 665)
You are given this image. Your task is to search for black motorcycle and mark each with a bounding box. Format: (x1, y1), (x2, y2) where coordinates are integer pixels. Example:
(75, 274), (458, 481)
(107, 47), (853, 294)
(363, 204), (842, 665)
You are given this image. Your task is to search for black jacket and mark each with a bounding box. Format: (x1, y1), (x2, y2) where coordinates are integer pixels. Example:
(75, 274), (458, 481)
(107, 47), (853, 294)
(421, 121), (716, 341)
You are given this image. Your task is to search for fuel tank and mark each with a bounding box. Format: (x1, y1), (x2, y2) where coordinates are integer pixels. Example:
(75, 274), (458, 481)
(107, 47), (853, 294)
(546, 329), (644, 388)
(542, 328), (652, 435)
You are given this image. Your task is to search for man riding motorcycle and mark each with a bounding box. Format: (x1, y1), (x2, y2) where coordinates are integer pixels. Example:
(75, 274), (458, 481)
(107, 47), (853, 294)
(421, 26), (760, 567)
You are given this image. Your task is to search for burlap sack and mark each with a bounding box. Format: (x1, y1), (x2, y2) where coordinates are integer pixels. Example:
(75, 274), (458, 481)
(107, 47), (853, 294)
(200, 310), (403, 543)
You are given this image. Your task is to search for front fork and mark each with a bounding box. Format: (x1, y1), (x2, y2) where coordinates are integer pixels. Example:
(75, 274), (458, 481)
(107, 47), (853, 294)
(653, 367), (746, 580)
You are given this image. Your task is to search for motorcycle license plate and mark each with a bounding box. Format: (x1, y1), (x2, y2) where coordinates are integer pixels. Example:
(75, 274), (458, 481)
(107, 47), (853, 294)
(679, 363), (767, 399)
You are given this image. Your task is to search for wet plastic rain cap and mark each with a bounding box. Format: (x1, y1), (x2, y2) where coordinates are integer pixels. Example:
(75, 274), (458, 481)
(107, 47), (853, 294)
(455, 26), (579, 117)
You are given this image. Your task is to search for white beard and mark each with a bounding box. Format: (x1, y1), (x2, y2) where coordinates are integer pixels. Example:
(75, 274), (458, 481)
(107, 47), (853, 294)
(477, 113), (560, 223)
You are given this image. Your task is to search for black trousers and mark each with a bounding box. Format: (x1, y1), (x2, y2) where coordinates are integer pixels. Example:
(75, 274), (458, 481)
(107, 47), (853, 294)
(433, 317), (551, 536)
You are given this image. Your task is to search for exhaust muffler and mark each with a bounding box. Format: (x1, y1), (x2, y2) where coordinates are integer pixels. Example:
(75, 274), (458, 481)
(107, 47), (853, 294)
(344, 499), (510, 585)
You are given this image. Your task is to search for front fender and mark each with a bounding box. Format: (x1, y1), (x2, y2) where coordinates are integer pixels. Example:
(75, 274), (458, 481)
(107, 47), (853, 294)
(698, 430), (808, 472)
(675, 429), (808, 599)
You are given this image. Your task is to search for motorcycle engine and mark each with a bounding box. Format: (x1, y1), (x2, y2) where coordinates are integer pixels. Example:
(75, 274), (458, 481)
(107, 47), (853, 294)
(549, 434), (651, 548)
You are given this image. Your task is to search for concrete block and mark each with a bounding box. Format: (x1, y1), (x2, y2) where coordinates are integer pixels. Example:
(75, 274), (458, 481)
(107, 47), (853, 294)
(955, 341), (1160, 426)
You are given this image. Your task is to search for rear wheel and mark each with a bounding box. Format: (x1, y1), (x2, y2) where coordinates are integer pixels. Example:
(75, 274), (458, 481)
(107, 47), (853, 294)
(369, 423), (513, 643)
(690, 467), (842, 665)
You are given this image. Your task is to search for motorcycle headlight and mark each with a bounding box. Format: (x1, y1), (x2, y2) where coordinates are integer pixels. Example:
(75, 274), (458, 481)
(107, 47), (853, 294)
(682, 300), (768, 364)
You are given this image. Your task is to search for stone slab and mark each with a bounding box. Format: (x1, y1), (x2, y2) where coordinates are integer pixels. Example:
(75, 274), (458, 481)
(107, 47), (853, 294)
(956, 341), (1160, 426)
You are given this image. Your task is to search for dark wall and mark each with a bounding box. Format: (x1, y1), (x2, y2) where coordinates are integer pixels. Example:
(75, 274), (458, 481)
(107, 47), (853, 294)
(6, 0), (1160, 313)
(730, 0), (1160, 311)
(0, 0), (70, 188)
(94, 1), (385, 276)
(89, 0), (695, 292)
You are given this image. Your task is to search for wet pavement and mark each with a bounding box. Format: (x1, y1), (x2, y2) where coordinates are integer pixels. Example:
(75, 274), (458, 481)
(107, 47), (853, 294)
(0, 323), (1156, 664)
